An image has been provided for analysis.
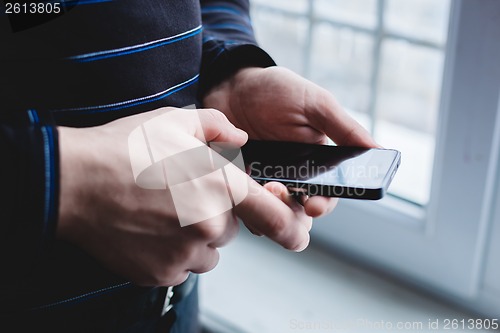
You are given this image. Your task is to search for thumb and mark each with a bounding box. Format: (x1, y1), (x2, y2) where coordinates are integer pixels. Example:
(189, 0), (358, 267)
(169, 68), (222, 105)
(196, 108), (248, 146)
(305, 85), (378, 148)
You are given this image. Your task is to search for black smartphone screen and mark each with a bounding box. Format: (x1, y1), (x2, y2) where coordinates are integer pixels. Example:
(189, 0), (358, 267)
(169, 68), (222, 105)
(241, 140), (401, 200)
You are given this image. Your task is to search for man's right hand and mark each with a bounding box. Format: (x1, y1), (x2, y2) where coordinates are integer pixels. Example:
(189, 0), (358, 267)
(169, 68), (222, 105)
(57, 107), (313, 286)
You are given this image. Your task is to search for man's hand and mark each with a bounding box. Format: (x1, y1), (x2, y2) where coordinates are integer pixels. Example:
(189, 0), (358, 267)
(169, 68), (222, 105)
(57, 107), (312, 286)
(203, 66), (378, 217)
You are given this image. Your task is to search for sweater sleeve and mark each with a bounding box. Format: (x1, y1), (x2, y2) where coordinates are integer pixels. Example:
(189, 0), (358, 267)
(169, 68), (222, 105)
(199, 0), (276, 97)
(0, 109), (59, 291)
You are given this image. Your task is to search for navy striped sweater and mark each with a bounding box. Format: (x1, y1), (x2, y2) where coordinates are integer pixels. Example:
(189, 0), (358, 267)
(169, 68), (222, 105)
(0, 0), (274, 327)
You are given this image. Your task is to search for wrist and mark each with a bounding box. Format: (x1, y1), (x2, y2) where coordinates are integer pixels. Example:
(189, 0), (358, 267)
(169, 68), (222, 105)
(57, 126), (108, 242)
(203, 67), (265, 122)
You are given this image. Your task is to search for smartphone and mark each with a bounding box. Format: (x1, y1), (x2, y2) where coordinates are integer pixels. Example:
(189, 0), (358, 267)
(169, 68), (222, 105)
(241, 140), (401, 200)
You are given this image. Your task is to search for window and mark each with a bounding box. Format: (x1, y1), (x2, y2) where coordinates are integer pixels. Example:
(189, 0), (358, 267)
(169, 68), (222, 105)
(251, 0), (450, 205)
(250, 0), (500, 317)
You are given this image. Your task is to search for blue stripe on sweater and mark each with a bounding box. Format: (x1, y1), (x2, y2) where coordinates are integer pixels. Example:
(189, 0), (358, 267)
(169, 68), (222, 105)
(69, 26), (202, 63)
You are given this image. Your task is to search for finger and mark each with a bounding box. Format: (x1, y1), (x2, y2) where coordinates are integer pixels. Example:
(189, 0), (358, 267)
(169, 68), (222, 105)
(187, 209), (238, 248)
(305, 85), (378, 148)
(154, 271), (191, 287)
(263, 181), (294, 205)
(235, 179), (311, 252)
(304, 196), (339, 218)
(196, 108), (248, 146)
(246, 225), (263, 236)
(189, 247), (220, 274)
(207, 210), (240, 248)
(264, 182), (313, 232)
(263, 182), (303, 211)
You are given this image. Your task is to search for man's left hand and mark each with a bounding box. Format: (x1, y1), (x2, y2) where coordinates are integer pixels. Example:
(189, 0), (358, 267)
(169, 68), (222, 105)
(203, 66), (378, 218)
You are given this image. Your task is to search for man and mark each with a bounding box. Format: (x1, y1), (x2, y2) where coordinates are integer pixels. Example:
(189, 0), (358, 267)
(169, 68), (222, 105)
(0, 0), (376, 331)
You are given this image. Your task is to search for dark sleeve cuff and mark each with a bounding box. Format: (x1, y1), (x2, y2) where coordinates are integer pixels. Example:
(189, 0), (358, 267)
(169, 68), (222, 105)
(199, 41), (276, 99)
(0, 109), (59, 286)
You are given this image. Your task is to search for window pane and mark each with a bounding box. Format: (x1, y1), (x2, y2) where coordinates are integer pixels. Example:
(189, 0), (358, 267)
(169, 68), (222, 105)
(315, 0), (377, 29)
(251, 9), (308, 75)
(310, 23), (374, 116)
(376, 40), (444, 134)
(385, 0), (451, 45)
(251, 0), (308, 14)
(375, 40), (446, 204)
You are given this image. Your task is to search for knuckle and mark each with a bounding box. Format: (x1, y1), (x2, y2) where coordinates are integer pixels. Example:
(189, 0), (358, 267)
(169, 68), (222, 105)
(151, 264), (190, 287)
(200, 261), (217, 274)
(156, 106), (176, 115)
(195, 223), (223, 240)
(174, 243), (197, 263)
(205, 253), (219, 272)
(191, 211), (234, 241)
(204, 108), (227, 122)
(265, 214), (287, 240)
(164, 272), (190, 286)
(192, 249), (220, 274)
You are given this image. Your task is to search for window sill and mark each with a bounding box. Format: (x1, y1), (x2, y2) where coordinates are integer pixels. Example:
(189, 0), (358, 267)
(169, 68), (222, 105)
(200, 227), (482, 333)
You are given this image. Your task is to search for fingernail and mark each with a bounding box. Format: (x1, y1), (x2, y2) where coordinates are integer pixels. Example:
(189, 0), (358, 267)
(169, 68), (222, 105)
(294, 235), (310, 252)
(247, 226), (263, 237)
(235, 128), (248, 139)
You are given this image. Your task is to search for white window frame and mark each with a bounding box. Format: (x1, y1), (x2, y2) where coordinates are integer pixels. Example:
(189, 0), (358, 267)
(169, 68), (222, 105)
(311, 0), (500, 318)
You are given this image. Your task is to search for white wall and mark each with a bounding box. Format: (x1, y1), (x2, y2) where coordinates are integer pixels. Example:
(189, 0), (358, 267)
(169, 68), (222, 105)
(484, 150), (500, 294)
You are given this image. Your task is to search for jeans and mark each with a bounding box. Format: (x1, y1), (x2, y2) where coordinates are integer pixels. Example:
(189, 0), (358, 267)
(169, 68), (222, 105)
(2, 276), (200, 333)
